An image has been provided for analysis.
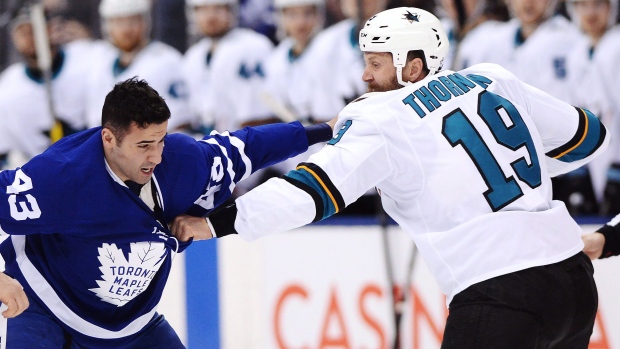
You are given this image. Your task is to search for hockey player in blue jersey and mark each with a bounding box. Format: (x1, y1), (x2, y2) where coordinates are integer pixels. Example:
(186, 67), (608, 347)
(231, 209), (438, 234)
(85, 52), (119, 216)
(0, 77), (334, 348)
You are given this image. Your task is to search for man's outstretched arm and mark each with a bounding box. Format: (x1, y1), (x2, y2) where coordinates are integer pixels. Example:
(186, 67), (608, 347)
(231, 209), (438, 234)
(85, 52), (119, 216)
(172, 117), (392, 242)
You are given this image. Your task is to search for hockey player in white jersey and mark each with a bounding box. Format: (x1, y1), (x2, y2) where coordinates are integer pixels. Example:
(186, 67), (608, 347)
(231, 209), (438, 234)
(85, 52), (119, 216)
(86, 0), (191, 131)
(586, 12), (620, 215)
(0, 7), (91, 169)
(464, 0), (579, 102)
(439, 0), (509, 71)
(182, 0), (274, 133)
(302, 0), (388, 122)
(261, 0), (324, 122)
(565, 0), (619, 214)
(172, 8), (607, 348)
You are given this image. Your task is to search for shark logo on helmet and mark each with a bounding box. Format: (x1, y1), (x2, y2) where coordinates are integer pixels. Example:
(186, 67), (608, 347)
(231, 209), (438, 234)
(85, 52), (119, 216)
(403, 10), (419, 23)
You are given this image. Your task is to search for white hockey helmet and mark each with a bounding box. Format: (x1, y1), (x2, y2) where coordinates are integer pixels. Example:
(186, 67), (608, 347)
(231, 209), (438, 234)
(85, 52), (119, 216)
(186, 0), (237, 6)
(274, 0), (324, 9)
(567, 0), (618, 28)
(99, 0), (151, 19)
(359, 7), (449, 86)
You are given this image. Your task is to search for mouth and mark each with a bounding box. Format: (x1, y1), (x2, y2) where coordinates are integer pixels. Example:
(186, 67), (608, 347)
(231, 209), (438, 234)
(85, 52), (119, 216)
(140, 167), (154, 176)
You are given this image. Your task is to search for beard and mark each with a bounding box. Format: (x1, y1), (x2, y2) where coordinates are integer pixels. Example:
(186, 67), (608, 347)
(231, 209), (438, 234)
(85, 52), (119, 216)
(366, 75), (403, 93)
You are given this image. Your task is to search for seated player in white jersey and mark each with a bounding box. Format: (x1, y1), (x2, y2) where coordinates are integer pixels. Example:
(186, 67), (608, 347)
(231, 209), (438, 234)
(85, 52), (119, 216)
(302, 0), (388, 123)
(250, 0), (327, 190)
(565, 0), (619, 215)
(85, 0), (191, 131)
(261, 0), (324, 123)
(450, 0), (510, 70)
(439, 0), (509, 71)
(182, 0), (274, 134)
(0, 77), (335, 348)
(0, 6), (91, 170)
(172, 8), (608, 348)
(465, 0), (579, 102)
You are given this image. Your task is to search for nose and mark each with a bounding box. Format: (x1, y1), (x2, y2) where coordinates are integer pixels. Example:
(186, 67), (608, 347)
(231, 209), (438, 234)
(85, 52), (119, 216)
(147, 147), (163, 166)
(362, 67), (373, 83)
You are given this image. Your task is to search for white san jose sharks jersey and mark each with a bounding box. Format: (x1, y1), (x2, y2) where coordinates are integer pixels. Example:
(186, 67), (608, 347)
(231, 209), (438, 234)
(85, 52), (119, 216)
(593, 25), (620, 165)
(261, 37), (314, 121)
(0, 40), (92, 163)
(182, 28), (273, 132)
(303, 19), (367, 122)
(565, 30), (618, 200)
(86, 41), (191, 130)
(464, 16), (580, 103)
(0, 121), (311, 348)
(233, 64), (609, 304)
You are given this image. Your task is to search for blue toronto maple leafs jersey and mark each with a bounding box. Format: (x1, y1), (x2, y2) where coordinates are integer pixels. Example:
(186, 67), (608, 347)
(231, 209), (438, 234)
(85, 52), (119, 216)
(0, 122), (309, 347)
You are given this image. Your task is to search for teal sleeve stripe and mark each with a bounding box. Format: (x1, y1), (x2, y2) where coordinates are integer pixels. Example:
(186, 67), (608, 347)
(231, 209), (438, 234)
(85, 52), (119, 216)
(285, 168), (337, 220)
(556, 109), (607, 163)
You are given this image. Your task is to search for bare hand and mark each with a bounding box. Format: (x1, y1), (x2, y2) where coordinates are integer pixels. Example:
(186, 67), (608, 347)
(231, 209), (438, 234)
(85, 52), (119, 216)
(582, 232), (605, 260)
(0, 273), (29, 318)
(170, 215), (214, 242)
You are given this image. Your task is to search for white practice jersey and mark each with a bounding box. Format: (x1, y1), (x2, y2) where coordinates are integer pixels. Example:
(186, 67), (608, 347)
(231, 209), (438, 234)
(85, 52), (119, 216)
(593, 25), (620, 165)
(466, 16), (580, 102)
(86, 41), (190, 130)
(453, 20), (504, 70)
(262, 38), (314, 121)
(303, 19), (366, 121)
(0, 40), (92, 161)
(566, 30), (617, 198)
(182, 28), (273, 132)
(233, 64), (609, 304)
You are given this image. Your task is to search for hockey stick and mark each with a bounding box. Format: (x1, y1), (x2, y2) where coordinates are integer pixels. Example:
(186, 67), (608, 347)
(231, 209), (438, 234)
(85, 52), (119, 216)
(377, 195), (402, 349)
(378, 194), (418, 349)
(30, 2), (64, 143)
(258, 92), (299, 123)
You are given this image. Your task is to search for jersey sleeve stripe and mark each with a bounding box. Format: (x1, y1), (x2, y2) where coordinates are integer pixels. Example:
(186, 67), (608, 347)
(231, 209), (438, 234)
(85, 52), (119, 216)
(221, 131), (252, 181)
(281, 176), (323, 222)
(297, 162), (345, 211)
(284, 162), (345, 221)
(204, 139), (237, 192)
(545, 107), (606, 162)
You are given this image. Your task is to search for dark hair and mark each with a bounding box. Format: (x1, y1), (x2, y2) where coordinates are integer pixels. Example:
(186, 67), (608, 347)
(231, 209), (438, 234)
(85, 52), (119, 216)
(101, 77), (170, 142)
(406, 50), (430, 75)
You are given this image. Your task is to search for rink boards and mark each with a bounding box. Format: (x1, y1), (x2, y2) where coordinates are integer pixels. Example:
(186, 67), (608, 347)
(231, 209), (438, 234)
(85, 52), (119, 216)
(157, 217), (620, 349)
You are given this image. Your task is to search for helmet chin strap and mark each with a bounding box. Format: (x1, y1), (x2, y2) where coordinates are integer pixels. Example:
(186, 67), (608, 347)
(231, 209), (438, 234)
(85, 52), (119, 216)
(396, 65), (411, 87)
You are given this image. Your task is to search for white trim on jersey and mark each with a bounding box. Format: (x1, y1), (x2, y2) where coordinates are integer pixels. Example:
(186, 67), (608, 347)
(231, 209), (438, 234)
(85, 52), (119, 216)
(203, 139), (237, 193)
(219, 132), (252, 181)
(12, 235), (158, 338)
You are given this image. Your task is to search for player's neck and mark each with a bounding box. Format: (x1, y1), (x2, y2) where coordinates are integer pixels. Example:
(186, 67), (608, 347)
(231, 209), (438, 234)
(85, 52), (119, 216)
(118, 40), (149, 67)
(519, 22), (541, 40)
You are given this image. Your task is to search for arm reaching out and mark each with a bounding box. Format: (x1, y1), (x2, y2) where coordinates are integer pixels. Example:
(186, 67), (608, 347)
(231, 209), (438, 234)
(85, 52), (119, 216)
(0, 272), (28, 318)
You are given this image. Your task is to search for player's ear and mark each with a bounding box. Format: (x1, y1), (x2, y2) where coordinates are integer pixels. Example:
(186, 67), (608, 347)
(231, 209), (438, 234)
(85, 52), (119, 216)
(405, 58), (424, 83)
(101, 128), (116, 148)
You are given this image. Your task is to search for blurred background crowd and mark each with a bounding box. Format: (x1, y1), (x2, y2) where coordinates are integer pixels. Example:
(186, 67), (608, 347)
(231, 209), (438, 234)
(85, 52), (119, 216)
(0, 0), (618, 217)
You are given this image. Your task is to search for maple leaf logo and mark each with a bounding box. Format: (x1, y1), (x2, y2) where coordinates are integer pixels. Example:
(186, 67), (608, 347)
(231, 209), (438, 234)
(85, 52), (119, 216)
(89, 242), (167, 307)
(403, 11), (420, 23)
